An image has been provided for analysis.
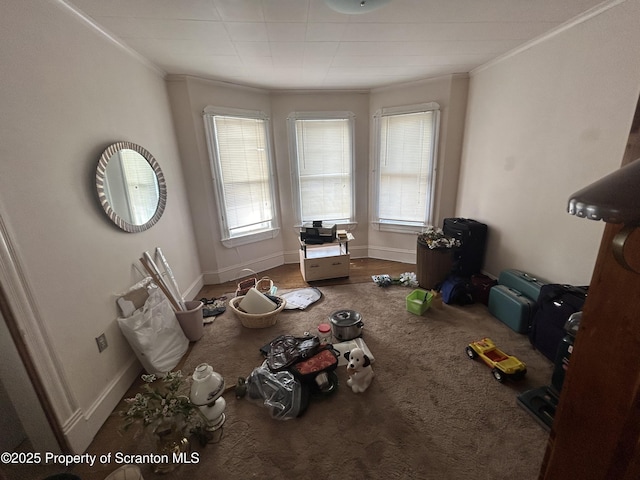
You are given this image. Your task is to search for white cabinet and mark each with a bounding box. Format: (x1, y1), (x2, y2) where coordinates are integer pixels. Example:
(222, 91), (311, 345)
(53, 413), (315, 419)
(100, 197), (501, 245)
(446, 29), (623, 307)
(299, 235), (353, 281)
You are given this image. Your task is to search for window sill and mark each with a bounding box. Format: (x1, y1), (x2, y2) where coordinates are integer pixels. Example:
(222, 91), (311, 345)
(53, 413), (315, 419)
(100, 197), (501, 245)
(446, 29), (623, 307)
(371, 221), (424, 235)
(222, 228), (280, 248)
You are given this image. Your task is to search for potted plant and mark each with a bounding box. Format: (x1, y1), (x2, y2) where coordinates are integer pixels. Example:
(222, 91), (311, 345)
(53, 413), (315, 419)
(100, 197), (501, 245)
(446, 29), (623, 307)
(417, 226), (460, 250)
(120, 371), (207, 472)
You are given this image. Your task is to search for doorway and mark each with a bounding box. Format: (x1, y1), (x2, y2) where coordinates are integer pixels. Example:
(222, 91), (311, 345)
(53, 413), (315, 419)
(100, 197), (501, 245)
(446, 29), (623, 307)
(0, 301), (61, 454)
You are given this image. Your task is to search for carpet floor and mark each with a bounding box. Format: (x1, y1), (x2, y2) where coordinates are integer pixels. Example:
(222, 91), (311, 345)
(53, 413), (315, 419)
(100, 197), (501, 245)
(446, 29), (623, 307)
(70, 280), (552, 480)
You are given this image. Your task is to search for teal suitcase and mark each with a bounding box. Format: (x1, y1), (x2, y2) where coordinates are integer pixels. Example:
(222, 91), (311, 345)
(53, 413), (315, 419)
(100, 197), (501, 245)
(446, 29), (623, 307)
(498, 269), (548, 302)
(488, 285), (534, 334)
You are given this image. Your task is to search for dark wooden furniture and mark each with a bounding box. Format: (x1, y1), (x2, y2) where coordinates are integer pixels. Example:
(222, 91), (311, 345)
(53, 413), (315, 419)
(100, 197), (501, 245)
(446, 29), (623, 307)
(416, 240), (454, 290)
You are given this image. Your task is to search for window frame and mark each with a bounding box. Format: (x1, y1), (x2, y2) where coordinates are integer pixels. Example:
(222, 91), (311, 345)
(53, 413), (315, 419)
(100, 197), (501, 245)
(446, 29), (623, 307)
(286, 111), (356, 227)
(371, 102), (440, 233)
(203, 105), (280, 247)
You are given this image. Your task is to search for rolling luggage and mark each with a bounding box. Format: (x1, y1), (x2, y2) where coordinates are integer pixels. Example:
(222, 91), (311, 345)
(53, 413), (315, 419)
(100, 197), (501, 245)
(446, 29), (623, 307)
(498, 269), (548, 302)
(471, 274), (497, 305)
(529, 284), (588, 361)
(516, 312), (582, 431)
(443, 218), (488, 277)
(488, 285), (535, 334)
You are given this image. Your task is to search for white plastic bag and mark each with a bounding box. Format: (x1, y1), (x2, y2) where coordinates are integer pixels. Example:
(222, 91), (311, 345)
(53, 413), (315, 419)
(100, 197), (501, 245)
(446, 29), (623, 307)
(117, 284), (188, 375)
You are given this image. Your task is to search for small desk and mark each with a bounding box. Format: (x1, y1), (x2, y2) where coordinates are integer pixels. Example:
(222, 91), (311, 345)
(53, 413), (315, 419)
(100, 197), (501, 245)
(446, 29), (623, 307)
(299, 233), (354, 281)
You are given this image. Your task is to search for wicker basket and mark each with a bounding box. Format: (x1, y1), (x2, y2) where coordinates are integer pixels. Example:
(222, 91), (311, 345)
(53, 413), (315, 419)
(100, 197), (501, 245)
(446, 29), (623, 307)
(234, 269), (274, 297)
(255, 276), (274, 294)
(228, 295), (286, 329)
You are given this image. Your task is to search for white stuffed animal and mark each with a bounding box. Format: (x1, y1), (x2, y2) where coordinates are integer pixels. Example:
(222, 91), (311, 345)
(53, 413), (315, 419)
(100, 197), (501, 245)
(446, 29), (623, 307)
(345, 347), (374, 393)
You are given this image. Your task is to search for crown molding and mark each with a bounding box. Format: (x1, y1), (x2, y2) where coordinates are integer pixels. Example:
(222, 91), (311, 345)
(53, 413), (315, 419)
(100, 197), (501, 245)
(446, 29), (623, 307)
(471, 0), (627, 76)
(55, 0), (166, 79)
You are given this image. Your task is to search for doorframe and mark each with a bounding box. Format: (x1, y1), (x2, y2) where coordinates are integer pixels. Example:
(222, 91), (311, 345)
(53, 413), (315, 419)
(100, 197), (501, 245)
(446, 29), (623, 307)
(0, 210), (80, 453)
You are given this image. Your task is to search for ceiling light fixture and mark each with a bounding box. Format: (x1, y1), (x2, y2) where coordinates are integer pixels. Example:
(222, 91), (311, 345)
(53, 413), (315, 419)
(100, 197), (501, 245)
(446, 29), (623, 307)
(323, 0), (392, 14)
(567, 157), (640, 272)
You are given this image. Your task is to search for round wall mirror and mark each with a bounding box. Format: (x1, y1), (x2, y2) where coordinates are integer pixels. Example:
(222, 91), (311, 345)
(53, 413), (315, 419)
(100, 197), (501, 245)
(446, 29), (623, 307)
(95, 141), (167, 233)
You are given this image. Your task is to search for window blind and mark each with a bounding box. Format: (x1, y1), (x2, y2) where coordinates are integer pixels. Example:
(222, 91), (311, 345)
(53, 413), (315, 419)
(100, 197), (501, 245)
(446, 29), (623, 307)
(212, 115), (275, 237)
(293, 117), (353, 222)
(377, 110), (436, 226)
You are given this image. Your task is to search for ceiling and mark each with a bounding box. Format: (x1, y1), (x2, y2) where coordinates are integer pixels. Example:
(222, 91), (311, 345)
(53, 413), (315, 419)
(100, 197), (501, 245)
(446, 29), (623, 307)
(65, 0), (607, 91)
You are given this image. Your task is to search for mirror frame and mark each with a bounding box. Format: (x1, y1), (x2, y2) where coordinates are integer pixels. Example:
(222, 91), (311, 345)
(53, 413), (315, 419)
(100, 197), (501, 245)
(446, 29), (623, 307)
(95, 141), (167, 233)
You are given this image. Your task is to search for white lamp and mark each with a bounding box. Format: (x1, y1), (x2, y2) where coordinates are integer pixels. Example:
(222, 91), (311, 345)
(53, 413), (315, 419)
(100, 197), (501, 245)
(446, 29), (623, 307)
(190, 363), (226, 442)
(323, 0), (392, 14)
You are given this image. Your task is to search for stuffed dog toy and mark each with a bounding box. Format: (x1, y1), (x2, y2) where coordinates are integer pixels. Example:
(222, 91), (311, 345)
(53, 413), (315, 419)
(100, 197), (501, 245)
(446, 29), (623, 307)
(345, 347), (374, 393)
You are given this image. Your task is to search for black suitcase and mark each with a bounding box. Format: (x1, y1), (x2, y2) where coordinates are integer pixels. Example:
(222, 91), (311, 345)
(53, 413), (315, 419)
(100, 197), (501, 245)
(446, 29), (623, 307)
(529, 284), (588, 361)
(443, 218), (488, 276)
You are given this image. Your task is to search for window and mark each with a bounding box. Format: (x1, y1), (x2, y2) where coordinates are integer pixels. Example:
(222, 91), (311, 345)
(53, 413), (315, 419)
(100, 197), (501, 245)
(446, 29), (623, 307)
(372, 103), (440, 231)
(203, 106), (279, 245)
(287, 111), (355, 225)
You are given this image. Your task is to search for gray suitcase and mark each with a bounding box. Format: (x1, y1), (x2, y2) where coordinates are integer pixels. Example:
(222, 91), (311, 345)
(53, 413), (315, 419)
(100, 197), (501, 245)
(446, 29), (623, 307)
(498, 269), (548, 302)
(488, 285), (535, 334)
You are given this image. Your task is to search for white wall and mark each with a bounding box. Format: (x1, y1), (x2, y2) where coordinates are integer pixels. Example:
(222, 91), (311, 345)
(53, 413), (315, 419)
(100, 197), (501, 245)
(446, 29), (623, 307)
(457, 0), (640, 285)
(0, 1), (201, 452)
(167, 76), (285, 284)
(368, 74), (470, 262)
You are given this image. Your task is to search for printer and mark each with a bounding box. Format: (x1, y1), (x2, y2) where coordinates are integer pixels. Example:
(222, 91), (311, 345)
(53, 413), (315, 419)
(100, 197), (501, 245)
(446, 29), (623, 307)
(300, 221), (337, 244)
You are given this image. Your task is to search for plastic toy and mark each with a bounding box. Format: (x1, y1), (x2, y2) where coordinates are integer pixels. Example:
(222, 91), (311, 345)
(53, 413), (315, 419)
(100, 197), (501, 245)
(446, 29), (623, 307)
(465, 337), (527, 383)
(345, 347), (374, 393)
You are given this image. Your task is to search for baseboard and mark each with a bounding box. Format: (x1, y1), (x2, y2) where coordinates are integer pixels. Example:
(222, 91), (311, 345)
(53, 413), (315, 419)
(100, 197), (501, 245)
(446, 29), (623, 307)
(63, 356), (141, 453)
(202, 252), (286, 284)
(348, 245), (367, 259)
(367, 245), (416, 264)
(203, 246), (413, 285)
(182, 274), (204, 301)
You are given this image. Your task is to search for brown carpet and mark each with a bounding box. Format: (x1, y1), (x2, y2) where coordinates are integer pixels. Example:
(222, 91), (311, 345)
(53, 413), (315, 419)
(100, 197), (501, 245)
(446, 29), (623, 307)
(74, 282), (552, 480)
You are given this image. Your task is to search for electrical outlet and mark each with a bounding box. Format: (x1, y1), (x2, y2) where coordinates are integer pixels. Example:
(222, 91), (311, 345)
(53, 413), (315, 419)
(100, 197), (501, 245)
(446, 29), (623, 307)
(96, 333), (108, 353)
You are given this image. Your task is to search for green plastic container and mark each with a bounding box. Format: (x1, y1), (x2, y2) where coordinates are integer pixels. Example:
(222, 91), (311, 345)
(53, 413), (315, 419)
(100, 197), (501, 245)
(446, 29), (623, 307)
(406, 289), (433, 315)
